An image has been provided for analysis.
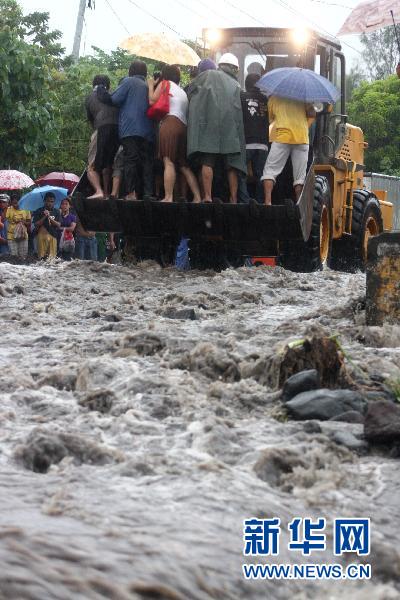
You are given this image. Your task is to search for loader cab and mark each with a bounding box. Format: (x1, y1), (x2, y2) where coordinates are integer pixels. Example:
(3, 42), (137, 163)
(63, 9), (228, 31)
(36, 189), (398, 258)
(203, 27), (347, 164)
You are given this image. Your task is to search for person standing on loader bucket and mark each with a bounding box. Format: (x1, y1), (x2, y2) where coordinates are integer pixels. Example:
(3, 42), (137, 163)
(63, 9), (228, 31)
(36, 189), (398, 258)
(261, 96), (315, 205)
(239, 73), (269, 203)
(187, 53), (246, 203)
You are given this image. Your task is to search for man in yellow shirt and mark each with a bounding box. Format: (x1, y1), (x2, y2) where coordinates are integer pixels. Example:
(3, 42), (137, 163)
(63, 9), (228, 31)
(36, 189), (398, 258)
(261, 95), (315, 205)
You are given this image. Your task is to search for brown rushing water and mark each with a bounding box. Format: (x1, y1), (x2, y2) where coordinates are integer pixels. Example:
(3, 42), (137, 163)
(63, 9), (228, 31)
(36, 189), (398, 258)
(0, 259), (399, 600)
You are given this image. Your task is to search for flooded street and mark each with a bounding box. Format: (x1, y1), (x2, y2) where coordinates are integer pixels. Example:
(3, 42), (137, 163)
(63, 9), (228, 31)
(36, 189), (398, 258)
(0, 260), (399, 599)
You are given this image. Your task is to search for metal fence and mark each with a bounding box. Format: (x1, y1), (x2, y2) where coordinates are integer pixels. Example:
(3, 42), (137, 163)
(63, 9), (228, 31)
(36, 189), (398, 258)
(364, 172), (400, 230)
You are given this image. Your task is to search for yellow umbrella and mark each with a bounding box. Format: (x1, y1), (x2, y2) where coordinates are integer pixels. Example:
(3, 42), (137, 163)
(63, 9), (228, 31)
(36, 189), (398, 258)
(119, 33), (201, 67)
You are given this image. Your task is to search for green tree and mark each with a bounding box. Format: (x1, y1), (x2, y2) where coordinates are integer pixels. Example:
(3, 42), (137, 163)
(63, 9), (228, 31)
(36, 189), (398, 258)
(345, 64), (366, 103)
(348, 75), (400, 175)
(0, 0), (63, 60)
(360, 25), (400, 80)
(0, 27), (57, 171)
(0, 0), (22, 31)
(0, 0), (65, 172)
(22, 11), (64, 63)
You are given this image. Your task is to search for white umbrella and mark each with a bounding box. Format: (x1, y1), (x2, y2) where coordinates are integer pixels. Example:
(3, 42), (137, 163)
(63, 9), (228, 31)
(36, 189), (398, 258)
(120, 33), (200, 66)
(338, 0), (400, 36)
(0, 170), (34, 190)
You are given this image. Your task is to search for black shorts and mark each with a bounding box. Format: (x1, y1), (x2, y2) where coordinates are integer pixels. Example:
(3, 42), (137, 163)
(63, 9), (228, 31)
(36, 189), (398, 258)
(94, 124), (119, 171)
(197, 152), (228, 170)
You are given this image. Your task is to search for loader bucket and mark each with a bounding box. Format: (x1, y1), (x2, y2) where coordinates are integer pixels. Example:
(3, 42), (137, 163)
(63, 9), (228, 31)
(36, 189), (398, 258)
(72, 161), (315, 256)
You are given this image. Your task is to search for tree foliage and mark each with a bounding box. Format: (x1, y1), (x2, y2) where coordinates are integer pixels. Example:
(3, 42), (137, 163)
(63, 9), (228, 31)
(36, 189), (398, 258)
(348, 75), (400, 175)
(22, 11), (64, 63)
(0, 27), (57, 170)
(0, 0), (22, 30)
(0, 0), (65, 171)
(345, 65), (366, 103)
(360, 25), (400, 80)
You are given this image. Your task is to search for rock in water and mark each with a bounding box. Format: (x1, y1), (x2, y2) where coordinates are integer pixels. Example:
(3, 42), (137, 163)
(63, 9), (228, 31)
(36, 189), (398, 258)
(79, 389), (115, 413)
(277, 335), (351, 388)
(286, 389), (367, 421)
(330, 411), (365, 424)
(331, 430), (368, 454)
(16, 428), (122, 473)
(364, 400), (400, 443)
(281, 369), (320, 402)
(163, 307), (197, 320)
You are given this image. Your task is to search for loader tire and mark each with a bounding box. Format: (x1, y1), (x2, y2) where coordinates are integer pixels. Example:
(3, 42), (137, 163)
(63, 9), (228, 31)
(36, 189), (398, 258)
(280, 176), (332, 272)
(329, 190), (383, 272)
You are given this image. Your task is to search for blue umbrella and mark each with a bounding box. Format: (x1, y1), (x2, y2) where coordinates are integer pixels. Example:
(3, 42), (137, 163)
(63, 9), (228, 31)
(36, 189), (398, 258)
(18, 185), (68, 212)
(256, 67), (340, 104)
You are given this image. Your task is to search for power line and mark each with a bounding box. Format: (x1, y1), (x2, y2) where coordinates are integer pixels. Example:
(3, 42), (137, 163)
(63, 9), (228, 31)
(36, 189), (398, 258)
(309, 0), (353, 8)
(105, 0), (131, 35)
(170, 0), (209, 22)
(224, 0), (361, 55)
(273, 0), (362, 54)
(195, 0), (236, 26)
(125, 0), (183, 36)
(223, 0), (265, 26)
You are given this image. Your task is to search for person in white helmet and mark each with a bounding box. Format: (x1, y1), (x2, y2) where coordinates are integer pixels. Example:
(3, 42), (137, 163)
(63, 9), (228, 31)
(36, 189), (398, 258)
(187, 52), (246, 203)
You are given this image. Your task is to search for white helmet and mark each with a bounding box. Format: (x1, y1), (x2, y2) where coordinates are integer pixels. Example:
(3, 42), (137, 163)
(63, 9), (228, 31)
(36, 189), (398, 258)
(218, 52), (239, 69)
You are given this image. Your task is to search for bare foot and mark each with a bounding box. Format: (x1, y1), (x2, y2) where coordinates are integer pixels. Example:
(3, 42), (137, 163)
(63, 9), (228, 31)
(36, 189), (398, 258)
(192, 199), (201, 204)
(87, 193), (104, 200)
(124, 192), (137, 201)
(160, 198), (173, 203)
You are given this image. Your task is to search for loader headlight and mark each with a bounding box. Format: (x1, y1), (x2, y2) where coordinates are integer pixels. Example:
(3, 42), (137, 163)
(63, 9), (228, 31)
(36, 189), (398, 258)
(291, 27), (310, 47)
(205, 28), (222, 46)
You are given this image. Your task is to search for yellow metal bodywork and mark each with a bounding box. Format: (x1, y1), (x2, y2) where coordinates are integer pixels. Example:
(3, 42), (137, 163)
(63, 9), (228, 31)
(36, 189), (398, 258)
(337, 123), (366, 166)
(314, 123), (393, 239)
(371, 191), (393, 230)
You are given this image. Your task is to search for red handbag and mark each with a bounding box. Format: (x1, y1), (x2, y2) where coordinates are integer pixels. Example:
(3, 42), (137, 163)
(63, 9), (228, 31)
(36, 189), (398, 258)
(147, 80), (171, 121)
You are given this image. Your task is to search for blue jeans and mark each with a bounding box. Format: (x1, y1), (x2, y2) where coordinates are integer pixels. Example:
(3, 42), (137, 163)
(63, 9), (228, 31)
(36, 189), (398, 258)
(238, 148), (269, 203)
(0, 241), (9, 255)
(75, 236), (98, 260)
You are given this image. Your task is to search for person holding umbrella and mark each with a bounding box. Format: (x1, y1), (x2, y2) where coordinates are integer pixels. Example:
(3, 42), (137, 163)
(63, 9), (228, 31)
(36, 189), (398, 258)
(148, 64), (201, 203)
(261, 95), (315, 205)
(33, 192), (61, 259)
(256, 66), (339, 205)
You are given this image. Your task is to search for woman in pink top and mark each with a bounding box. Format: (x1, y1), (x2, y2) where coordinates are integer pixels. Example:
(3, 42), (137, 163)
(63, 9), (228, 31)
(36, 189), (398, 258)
(149, 64), (201, 203)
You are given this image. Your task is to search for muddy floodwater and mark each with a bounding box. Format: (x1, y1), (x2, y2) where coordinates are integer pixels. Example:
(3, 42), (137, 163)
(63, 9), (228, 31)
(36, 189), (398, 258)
(0, 259), (399, 599)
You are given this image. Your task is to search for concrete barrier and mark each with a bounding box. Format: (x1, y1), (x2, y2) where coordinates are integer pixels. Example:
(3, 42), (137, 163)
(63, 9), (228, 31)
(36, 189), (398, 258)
(366, 232), (400, 325)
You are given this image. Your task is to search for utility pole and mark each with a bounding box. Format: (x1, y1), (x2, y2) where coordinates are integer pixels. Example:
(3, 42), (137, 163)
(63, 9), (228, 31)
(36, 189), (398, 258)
(72, 0), (87, 61)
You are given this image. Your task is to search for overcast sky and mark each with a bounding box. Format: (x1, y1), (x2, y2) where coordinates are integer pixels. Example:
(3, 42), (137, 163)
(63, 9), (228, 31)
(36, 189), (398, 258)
(19, 0), (363, 65)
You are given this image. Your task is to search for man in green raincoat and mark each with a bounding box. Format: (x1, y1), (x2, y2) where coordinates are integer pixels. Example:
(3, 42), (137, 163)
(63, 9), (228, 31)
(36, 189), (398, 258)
(187, 53), (246, 203)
